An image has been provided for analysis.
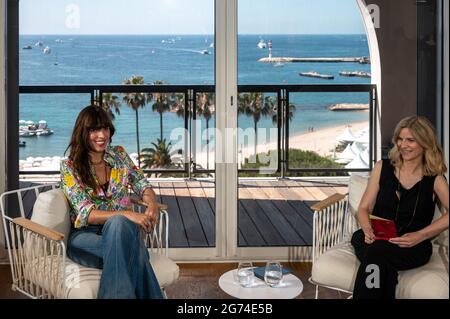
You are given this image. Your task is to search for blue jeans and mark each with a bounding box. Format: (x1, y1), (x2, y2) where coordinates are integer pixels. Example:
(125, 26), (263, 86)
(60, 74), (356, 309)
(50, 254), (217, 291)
(67, 215), (163, 299)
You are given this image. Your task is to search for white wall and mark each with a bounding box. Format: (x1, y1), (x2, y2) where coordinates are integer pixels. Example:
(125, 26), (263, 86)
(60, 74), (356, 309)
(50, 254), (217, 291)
(1, 0), (8, 261)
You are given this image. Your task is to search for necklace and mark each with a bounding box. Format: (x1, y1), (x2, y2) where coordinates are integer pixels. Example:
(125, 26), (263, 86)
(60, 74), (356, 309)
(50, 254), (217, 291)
(395, 168), (423, 233)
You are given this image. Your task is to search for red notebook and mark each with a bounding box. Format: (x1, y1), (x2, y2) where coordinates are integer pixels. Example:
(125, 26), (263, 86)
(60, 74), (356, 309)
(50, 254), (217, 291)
(369, 215), (397, 240)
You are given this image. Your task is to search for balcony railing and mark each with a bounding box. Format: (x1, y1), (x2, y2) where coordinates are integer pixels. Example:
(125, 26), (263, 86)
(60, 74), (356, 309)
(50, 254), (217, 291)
(19, 84), (377, 176)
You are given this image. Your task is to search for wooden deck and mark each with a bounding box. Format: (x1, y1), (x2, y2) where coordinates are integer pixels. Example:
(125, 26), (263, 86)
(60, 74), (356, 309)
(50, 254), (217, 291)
(17, 179), (348, 248)
(149, 179), (347, 248)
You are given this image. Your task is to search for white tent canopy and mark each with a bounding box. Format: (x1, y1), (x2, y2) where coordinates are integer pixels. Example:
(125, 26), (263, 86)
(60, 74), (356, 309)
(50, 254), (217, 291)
(351, 141), (366, 155)
(338, 143), (356, 160)
(345, 149), (370, 169)
(336, 126), (357, 143)
(355, 131), (370, 144)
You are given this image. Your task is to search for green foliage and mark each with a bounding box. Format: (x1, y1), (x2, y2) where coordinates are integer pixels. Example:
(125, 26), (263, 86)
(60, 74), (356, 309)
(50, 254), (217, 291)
(240, 148), (347, 177)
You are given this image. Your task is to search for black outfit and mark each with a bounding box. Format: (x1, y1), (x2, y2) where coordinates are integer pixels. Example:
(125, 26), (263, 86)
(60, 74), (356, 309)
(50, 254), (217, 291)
(351, 159), (436, 299)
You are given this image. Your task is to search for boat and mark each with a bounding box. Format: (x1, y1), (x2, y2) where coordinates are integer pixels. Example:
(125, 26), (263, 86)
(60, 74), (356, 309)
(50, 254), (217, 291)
(299, 71), (334, 80)
(35, 41), (43, 47)
(22, 45), (32, 50)
(19, 140), (26, 147)
(209, 42), (214, 48)
(329, 103), (369, 111)
(43, 46), (51, 54)
(339, 71), (371, 78)
(200, 49), (210, 55)
(257, 39), (267, 49)
(19, 120), (54, 137)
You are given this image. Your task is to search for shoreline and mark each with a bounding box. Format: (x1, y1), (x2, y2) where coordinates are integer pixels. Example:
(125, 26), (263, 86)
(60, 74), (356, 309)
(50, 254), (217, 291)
(20, 121), (369, 171)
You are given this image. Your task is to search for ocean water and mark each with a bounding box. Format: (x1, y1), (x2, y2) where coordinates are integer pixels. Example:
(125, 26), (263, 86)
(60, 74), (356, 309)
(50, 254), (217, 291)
(19, 34), (370, 159)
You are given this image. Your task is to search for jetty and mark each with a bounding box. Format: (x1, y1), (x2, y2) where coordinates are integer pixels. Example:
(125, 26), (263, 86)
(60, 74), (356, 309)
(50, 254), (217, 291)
(259, 57), (370, 64)
(339, 71), (371, 78)
(329, 103), (369, 111)
(299, 71), (334, 80)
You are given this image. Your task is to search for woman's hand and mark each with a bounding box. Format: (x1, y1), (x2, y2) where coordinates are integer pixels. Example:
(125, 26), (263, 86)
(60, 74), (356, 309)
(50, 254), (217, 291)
(124, 211), (153, 233)
(389, 231), (426, 248)
(144, 205), (159, 231)
(362, 225), (375, 244)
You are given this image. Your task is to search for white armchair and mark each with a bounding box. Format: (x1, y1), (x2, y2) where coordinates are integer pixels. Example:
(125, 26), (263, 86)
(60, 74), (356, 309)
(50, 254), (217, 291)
(309, 174), (449, 299)
(1, 183), (179, 299)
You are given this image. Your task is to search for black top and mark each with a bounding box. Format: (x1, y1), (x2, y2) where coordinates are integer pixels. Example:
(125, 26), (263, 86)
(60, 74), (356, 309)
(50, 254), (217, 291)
(372, 159), (437, 236)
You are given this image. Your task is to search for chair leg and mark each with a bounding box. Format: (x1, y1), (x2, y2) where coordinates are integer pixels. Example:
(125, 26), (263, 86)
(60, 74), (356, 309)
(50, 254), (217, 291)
(315, 285), (319, 299)
(162, 287), (168, 299)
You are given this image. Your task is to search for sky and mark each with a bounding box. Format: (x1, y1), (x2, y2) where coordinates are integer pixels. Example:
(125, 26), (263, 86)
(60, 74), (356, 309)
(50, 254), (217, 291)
(20, 0), (365, 35)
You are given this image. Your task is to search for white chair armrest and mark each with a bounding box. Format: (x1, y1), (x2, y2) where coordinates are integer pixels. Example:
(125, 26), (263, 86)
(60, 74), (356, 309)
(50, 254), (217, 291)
(312, 193), (348, 264)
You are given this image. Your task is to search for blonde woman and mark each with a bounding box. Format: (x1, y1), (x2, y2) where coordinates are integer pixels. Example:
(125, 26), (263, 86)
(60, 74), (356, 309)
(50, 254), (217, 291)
(351, 116), (449, 299)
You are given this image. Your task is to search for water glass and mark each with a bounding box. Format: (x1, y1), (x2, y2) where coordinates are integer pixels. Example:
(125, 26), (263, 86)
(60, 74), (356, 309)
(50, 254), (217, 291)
(264, 261), (283, 287)
(237, 262), (254, 287)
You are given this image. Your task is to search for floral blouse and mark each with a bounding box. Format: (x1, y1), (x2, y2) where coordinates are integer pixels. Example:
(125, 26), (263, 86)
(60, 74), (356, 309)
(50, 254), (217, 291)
(60, 145), (151, 229)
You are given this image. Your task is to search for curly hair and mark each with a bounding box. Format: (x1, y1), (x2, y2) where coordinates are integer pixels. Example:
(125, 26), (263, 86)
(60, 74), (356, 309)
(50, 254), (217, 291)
(65, 105), (116, 189)
(388, 116), (447, 176)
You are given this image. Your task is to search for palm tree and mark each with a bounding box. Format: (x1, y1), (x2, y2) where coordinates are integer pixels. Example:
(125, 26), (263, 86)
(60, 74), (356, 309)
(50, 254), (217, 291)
(122, 75), (147, 166)
(238, 92), (275, 155)
(149, 80), (184, 141)
(271, 103), (296, 125)
(140, 138), (174, 177)
(196, 93), (214, 169)
(94, 93), (121, 120)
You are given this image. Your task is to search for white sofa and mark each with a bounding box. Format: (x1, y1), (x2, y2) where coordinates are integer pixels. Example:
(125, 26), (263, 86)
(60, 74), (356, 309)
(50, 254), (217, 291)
(1, 184), (179, 299)
(310, 174), (449, 299)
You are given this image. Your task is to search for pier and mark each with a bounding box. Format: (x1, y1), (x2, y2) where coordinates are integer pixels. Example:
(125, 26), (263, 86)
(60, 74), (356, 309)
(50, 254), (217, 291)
(259, 57), (370, 64)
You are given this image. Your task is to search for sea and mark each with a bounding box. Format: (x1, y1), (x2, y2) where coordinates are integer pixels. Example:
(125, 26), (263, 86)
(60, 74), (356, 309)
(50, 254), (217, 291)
(19, 34), (371, 160)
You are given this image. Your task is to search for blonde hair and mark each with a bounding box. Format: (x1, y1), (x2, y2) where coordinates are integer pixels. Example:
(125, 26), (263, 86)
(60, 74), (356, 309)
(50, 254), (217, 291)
(388, 116), (447, 176)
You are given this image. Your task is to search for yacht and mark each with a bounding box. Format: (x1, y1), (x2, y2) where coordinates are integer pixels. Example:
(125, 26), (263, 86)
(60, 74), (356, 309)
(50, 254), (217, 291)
(43, 46), (51, 54)
(257, 39), (267, 49)
(200, 49), (210, 55)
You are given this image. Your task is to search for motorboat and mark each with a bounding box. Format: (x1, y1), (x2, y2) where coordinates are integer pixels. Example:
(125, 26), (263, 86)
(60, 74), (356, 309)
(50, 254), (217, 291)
(299, 71), (334, 80)
(43, 46), (51, 54)
(35, 41), (43, 47)
(19, 120), (54, 137)
(19, 140), (26, 147)
(22, 45), (32, 50)
(257, 39), (267, 49)
(200, 49), (210, 55)
(339, 71), (371, 78)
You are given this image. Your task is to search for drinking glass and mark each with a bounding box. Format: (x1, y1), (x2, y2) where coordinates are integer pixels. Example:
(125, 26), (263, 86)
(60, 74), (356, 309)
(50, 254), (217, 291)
(237, 261), (254, 287)
(264, 261), (283, 287)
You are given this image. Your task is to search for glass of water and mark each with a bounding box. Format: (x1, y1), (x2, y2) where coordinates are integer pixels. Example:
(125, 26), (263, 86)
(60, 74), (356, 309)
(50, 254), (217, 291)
(264, 261), (283, 287)
(237, 261), (254, 287)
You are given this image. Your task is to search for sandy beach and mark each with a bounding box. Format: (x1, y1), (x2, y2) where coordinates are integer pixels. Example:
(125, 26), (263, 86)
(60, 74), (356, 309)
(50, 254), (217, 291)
(190, 120), (369, 169)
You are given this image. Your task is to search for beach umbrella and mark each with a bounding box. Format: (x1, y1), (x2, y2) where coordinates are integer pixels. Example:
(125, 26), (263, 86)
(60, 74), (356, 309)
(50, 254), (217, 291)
(338, 144), (356, 160)
(336, 126), (356, 144)
(26, 120), (35, 125)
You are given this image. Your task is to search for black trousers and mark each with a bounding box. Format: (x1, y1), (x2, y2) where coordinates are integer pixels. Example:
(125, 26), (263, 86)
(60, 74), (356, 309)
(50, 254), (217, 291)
(350, 229), (432, 299)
